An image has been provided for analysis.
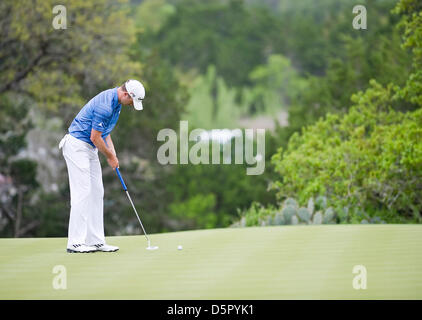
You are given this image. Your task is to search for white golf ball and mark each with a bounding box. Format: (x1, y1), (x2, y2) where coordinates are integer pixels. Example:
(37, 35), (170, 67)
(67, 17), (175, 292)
(177, 245), (183, 250)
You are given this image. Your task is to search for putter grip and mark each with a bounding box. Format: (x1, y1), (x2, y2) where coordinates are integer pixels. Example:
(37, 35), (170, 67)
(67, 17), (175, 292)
(115, 168), (128, 191)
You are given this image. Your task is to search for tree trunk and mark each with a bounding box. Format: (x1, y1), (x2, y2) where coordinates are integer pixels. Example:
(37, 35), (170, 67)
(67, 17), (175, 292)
(211, 73), (219, 120)
(14, 187), (23, 238)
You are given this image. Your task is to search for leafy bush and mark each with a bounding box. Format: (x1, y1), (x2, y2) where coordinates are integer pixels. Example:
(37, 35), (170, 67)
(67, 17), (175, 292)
(232, 196), (341, 227)
(393, 0), (422, 107)
(270, 81), (422, 223)
(169, 193), (217, 229)
(232, 202), (276, 227)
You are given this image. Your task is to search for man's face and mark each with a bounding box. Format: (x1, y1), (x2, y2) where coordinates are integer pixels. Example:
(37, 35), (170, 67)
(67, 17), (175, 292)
(121, 92), (134, 106)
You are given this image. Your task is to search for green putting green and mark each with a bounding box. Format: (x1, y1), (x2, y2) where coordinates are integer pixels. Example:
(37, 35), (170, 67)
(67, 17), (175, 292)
(1, 225), (421, 299)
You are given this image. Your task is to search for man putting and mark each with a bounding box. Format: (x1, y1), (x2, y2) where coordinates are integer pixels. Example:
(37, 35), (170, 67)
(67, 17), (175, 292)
(59, 80), (145, 253)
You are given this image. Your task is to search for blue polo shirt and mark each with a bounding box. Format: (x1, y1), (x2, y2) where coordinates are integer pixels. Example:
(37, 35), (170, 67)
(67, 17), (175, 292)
(68, 87), (122, 147)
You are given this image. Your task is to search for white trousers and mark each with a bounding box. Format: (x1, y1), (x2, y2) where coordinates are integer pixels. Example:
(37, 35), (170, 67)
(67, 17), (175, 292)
(59, 134), (105, 247)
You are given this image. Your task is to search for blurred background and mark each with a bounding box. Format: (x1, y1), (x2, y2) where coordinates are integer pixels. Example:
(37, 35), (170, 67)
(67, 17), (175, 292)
(0, 0), (421, 238)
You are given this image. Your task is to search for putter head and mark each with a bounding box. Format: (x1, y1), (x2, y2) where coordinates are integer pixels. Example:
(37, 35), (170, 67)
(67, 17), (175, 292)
(146, 245), (159, 251)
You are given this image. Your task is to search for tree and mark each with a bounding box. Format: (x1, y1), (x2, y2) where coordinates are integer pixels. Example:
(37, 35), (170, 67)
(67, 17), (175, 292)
(0, 0), (188, 237)
(256, 0), (422, 224)
(393, 0), (422, 107)
(0, 0), (140, 117)
(0, 94), (40, 237)
(273, 13), (411, 152)
(271, 81), (422, 223)
(149, 0), (281, 88)
(164, 138), (277, 231)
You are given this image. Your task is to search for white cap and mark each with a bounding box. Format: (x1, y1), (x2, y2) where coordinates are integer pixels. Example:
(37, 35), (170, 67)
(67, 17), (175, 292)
(125, 79), (145, 110)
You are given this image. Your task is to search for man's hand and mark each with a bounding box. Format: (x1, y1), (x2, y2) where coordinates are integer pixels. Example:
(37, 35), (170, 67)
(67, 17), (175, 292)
(107, 154), (119, 169)
(90, 129), (119, 169)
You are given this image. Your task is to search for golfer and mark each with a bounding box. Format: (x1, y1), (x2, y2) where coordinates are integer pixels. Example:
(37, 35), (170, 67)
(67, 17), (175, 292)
(59, 80), (145, 253)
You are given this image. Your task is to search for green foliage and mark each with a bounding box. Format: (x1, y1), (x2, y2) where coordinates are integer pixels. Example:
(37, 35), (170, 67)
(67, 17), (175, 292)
(0, 94), (32, 166)
(0, 0), (188, 237)
(0, 94), (42, 237)
(10, 160), (38, 188)
(0, 0), (139, 111)
(393, 0), (422, 107)
(2, 0), (421, 237)
(275, 29), (411, 149)
(270, 0), (412, 154)
(183, 65), (248, 129)
(181, 54), (305, 131)
(31, 191), (69, 237)
(231, 202), (276, 227)
(165, 159), (276, 231)
(233, 196), (337, 227)
(148, 0), (282, 88)
(271, 80), (422, 223)
(245, 55), (308, 116)
(268, 0), (400, 75)
(133, 0), (176, 32)
(169, 193), (217, 229)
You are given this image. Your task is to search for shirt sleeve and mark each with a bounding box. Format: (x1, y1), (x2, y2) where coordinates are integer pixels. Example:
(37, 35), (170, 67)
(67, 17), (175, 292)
(92, 105), (111, 132)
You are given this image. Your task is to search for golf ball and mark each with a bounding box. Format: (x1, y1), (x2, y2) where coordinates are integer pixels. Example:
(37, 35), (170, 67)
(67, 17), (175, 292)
(177, 245), (183, 250)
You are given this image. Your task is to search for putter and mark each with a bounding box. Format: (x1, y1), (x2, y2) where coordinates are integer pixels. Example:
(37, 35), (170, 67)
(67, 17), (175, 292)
(115, 167), (158, 251)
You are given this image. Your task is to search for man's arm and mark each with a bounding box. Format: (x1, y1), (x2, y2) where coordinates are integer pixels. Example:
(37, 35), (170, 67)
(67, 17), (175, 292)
(90, 129), (119, 169)
(104, 134), (116, 156)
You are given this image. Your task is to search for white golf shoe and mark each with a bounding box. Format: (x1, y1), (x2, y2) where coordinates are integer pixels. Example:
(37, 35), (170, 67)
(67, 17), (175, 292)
(92, 243), (119, 252)
(67, 244), (97, 253)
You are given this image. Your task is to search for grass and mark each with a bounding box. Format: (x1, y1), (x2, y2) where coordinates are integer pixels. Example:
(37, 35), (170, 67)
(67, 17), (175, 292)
(0, 225), (421, 299)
